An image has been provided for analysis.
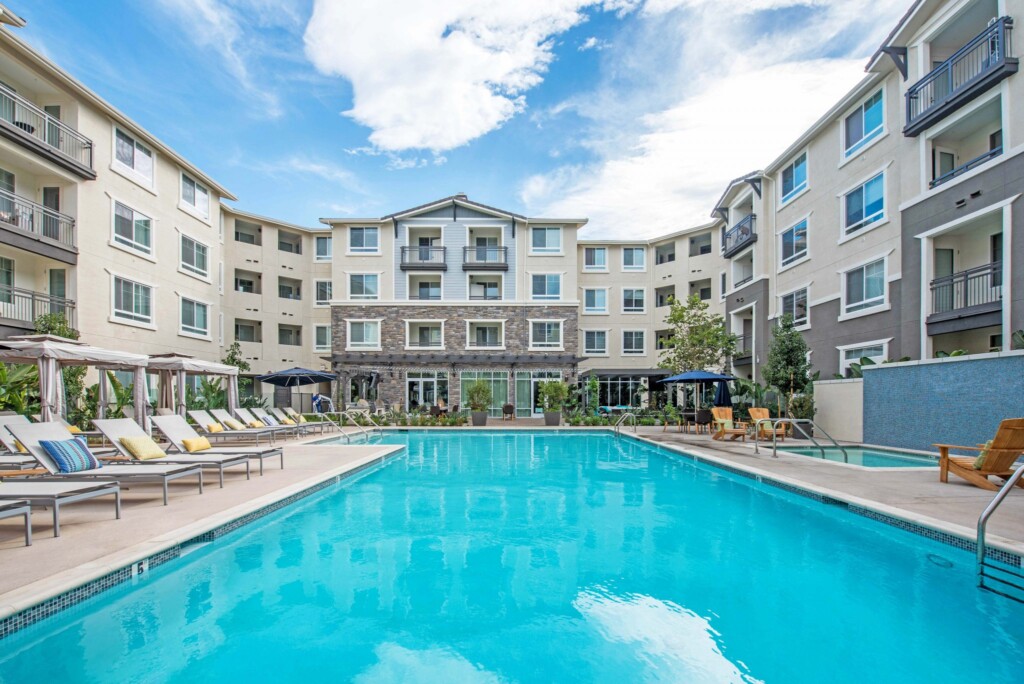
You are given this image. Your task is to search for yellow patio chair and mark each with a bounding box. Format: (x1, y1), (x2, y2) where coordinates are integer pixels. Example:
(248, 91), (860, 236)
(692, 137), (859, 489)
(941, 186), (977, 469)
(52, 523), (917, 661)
(934, 418), (1024, 491)
(711, 407), (747, 442)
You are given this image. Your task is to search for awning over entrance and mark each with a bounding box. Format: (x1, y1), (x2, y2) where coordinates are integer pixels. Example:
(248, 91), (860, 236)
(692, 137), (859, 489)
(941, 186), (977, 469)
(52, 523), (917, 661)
(330, 353), (584, 366)
(578, 368), (672, 378)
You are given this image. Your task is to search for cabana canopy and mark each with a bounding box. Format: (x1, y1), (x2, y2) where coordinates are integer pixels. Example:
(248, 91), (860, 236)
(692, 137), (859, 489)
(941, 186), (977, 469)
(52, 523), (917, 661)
(147, 353), (240, 416)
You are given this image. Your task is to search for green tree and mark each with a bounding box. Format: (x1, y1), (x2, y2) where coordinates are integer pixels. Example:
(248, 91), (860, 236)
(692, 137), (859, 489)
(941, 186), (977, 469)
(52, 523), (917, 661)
(220, 342), (264, 408)
(761, 314), (812, 398)
(34, 312), (89, 426)
(658, 294), (736, 373)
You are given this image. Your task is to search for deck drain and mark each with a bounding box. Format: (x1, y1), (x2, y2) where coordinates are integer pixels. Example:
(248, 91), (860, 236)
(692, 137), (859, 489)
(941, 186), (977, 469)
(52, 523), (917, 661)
(927, 553), (954, 568)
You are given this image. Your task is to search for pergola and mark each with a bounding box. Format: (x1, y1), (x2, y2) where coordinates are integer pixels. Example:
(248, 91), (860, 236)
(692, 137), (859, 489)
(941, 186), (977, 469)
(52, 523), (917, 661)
(0, 334), (150, 427)
(147, 353), (240, 417)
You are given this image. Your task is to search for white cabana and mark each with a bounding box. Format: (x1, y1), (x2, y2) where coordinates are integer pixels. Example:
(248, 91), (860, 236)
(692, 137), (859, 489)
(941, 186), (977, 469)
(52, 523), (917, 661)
(0, 334), (150, 427)
(146, 353), (240, 417)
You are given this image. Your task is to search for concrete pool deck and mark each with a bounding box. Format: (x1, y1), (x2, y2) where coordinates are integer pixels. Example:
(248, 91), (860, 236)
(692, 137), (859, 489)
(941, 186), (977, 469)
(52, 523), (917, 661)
(0, 425), (1022, 628)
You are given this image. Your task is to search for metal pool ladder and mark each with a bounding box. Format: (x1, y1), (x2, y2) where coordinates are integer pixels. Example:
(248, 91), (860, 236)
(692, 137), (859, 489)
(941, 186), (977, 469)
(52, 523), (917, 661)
(338, 410), (384, 442)
(752, 418), (849, 462)
(614, 412), (637, 435)
(976, 466), (1024, 602)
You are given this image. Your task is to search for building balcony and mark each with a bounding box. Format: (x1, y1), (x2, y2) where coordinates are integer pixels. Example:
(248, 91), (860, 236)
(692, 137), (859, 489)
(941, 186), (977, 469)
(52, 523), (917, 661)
(722, 214), (756, 258)
(462, 246), (508, 271)
(400, 246), (447, 271)
(0, 84), (95, 178)
(905, 17), (1018, 136)
(927, 262), (1002, 334)
(731, 334), (752, 362)
(0, 188), (77, 264)
(0, 286), (75, 335)
(930, 146), (1002, 188)
(469, 294), (501, 301)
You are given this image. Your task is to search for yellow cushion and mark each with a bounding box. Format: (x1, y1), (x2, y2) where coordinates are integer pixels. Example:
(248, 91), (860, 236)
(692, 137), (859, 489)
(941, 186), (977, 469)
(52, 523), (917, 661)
(281, 418), (296, 425)
(182, 437), (212, 453)
(297, 415), (307, 424)
(974, 440), (993, 470)
(67, 425), (82, 434)
(224, 419), (245, 430)
(206, 423), (224, 434)
(718, 420), (734, 431)
(248, 420), (265, 428)
(14, 440), (27, 454)
(120, 436), (165, 460)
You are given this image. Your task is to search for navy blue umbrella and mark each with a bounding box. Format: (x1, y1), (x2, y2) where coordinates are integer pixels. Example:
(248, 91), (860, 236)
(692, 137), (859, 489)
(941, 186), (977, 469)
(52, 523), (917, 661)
(255, 367), (337, 387)
(713, 381), (732, 407)
(659, 370), (734, 384)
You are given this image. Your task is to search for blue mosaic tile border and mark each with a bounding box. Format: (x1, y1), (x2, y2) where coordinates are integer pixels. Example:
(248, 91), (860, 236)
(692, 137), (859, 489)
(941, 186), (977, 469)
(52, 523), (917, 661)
(628, 433), (1023, 570)
(0, 456), (389, 641)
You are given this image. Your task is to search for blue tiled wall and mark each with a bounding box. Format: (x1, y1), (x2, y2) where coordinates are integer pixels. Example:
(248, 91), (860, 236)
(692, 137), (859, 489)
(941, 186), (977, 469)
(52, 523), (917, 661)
(863, 354), (1024, 452)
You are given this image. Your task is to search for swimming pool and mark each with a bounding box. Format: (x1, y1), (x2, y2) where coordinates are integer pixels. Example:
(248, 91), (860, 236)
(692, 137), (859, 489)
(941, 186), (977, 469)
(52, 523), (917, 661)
(1, 431), (1021, 682)
(780, 445), (938, 467)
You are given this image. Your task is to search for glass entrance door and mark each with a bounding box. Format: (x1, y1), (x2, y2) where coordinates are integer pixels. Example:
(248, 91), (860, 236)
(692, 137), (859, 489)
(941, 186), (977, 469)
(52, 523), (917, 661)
(407, 377), (435, 410)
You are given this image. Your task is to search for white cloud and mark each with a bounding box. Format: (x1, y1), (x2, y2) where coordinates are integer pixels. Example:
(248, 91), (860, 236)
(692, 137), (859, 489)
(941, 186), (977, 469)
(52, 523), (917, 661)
(579, 36), (610, 51)
(520, 0), (909, 237)
(303, 1), (635, 153)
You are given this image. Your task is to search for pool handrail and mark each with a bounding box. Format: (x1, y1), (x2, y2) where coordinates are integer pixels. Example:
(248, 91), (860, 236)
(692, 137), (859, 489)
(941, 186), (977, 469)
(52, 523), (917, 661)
(977, 465), (1024, 601)
(752, 418), (849, 463)
(614, 412), (637, 435)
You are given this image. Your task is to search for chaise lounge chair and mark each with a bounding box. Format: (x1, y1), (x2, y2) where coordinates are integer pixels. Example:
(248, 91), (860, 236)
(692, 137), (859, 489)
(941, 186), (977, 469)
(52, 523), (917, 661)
(0, 483), (120, 538)
(152, 415), (284, 475)
(268, 407), (322, 435)
(93, 418), (252, 488)
(251, 408), (299, 438)
(212, 408), (282, 445)
(711, 407), (747, 442)
(233, 408), (294, 440)
(934, 418), (1024, 491)
(0, 414), (41, 470)
(748, 408), (786, 442)
(8, 422), (203, 506)
(0, 500), (32, 545)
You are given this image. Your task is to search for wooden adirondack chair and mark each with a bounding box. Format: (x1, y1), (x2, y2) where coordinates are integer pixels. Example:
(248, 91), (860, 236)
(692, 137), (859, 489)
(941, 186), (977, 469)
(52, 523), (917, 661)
(711, 407), (747, 441)
(748, 407), (785, 442)
(934, 418), (1024, 490)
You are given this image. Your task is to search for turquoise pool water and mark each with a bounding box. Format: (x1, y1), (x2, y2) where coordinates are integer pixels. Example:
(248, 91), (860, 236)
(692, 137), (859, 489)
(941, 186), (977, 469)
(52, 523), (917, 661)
(780, 445), (937, 467)
(1, 430), (1021, 682)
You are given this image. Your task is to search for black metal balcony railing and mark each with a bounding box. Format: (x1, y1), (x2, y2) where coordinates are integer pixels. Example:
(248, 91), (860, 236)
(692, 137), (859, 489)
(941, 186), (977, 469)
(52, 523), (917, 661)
(0, 285), (76, 327)
(0, 83), (94, 169)
(0, 187), (76, 248)
(906, 17), (1018, 135)
(400, 246), (447, 270)
(931, 262), (1002, 315)
(409, 293), (441, 300)
(462, 246), (508, 270)
(469, 293), (501, 300)
(930, 146), (1003, 188)
(722, 214), (756, 258)
(732, 334), (752, 359)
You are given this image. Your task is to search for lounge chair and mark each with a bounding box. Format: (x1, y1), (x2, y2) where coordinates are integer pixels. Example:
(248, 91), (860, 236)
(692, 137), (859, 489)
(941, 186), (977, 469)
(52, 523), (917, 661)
(207, 409), (280, 445)
(711, 407), (747, 441)
(0, 500), (32, 545)
(251, 408), (299, 438)
(94, 418), (251, 488)
(0, 415), (40, 469)
(269, 407), (321, 435)
(934, 418), (1024, 491)
(283, 407), (334, 433)
(152, 415), (284, 475)
(748, 408), (785, 442)
(8, 422), (203, 506)
(0, 482), (120, 538)
(230, 408), (293, 441)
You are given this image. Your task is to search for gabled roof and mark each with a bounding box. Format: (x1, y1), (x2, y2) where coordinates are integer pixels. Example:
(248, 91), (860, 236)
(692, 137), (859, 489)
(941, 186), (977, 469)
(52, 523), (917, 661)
(710, 171), (763, 217)
(0, 3), (26, 28)
(222, 204), (327, 234)
(384, 194), (525, 221)
(866, 0), (927, 72)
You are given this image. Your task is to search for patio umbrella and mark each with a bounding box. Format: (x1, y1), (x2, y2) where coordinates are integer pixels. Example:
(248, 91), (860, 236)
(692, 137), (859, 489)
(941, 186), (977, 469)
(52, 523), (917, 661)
(659, 370), (734, 414)
(713, 380), (732, 407)
(256, 367), (337, 387)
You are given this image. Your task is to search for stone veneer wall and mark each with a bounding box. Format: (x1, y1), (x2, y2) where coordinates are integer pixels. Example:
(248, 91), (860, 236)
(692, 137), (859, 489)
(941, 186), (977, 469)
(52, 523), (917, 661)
(862, 352), (1024, 452)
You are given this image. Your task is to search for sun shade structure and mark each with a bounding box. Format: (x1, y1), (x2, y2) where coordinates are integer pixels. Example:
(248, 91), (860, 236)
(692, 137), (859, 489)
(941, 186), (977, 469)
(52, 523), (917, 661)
(256, 367), (337, 387)
(0, 334), (149, 426)
(147, 353), (240, 417)
(659, 370), (735, 383)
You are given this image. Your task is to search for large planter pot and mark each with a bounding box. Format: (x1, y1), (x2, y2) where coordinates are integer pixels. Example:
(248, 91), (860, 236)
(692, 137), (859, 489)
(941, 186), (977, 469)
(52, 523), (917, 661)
(544, 411), (561, 427)
(471, 411), (489, 427)
(790, 425), (814, 439)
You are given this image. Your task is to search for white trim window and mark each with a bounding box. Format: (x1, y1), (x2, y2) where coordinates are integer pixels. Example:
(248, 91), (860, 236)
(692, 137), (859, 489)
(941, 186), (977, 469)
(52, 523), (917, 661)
(407, 321), (444, 349)
(584, 329), (607, 355)
(530, 320), (563, 349)
(113, 201), (153, 255)
(780, 152), (807, 203)
(467, 321), (504, 349)
(622, 288), (645, 313)
(315, 236), (333, 262)
(622, 330), (645, 355)
(113, 128), (153, 184)
(780, 288), (808, 327)
(349, 273), (379, 300)
(844, 172), (884, 235)
(583, 246), (607, 271)
(622, 247), (646, 271)
(349, 227), (379, 254)
(180, 173), (210, 218)
(314, 325), (331, 352)
(844, 258), (886, 314)
(780, 219), (808, 267)
(112, 276), (152, 325)
(720, 272), (727, 299)
(180, 297), (209, 337)
(530, 226), (561, 254)
(839, 342), (887, 377)
(180, 235), (209, 278)
(531, 273), (561, 301)
(314, 280), (332, 306)
(583, 288), (608, 314)
(347, 320), (380, 350)
(844, 89), (883, 157)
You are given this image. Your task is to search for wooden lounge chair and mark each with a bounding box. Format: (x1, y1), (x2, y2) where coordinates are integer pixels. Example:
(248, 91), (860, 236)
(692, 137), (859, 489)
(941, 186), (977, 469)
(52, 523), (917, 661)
(934, 418), (1024, 491)
(711, 407), (747, 442)
(748, 408), (785, 442)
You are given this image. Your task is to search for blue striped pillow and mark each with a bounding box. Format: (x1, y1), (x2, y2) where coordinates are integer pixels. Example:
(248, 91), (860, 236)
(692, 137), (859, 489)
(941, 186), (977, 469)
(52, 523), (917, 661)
(40, 438), (101, 473)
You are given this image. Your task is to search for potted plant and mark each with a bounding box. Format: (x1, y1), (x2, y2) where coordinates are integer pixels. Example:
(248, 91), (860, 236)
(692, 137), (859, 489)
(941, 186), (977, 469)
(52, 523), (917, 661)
(537, 380), (568, 427)
(787, 393), (816, 438)
(466, 380), (493, 427)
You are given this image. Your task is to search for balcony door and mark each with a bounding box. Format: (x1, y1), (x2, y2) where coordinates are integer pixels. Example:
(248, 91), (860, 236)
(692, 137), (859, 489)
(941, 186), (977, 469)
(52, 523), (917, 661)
(474, 235), (497, 262)
(934, 248), (954, 313)
(932, 147), (956, 183)
(48, 268), (66, 315)
(42, 187), (60, 240)
(43, 105), (61, 150)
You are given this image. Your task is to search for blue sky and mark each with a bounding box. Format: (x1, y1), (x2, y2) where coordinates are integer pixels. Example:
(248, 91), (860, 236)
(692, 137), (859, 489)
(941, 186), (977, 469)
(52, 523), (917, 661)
(17, 1), (909, 236)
